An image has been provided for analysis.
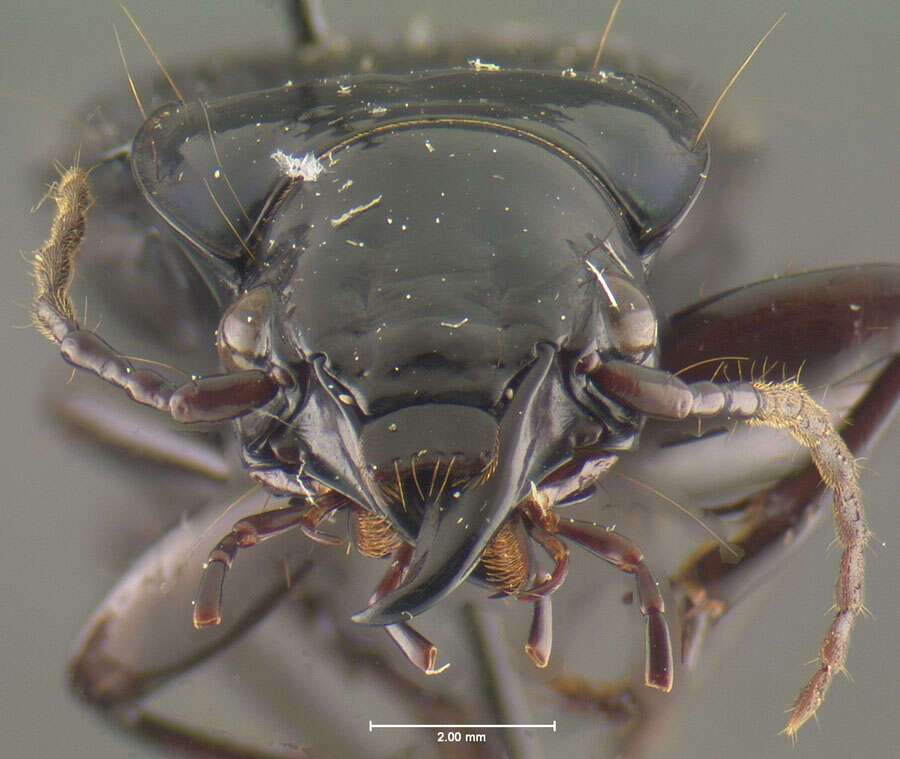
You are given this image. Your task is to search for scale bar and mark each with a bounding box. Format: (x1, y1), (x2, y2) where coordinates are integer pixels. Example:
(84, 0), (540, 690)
(369, 721), (556, 732)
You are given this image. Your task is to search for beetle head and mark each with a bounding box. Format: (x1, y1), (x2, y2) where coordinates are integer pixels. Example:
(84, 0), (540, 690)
(151, 68), (709, 624)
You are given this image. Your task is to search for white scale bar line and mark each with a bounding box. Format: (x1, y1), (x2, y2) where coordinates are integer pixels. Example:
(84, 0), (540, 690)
(369, 721), (556, 732)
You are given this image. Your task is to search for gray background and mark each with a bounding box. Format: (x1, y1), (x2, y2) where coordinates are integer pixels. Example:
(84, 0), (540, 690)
(1, 1), (897, 757)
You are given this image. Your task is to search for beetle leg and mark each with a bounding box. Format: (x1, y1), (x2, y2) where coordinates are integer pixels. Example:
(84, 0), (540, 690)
(347, 506), (449, 673)
(68, 485), (479, 757)
(517, 519), (570, 601)
(68, 487), (322, 756)
(473, 511), (559, 668)
(194, 498), (342, 628)
(524, 573), (553, 668)
(561, 520), (673, 694)
(480, 512), (564, 668)
(382, 617), (446, 677)
(295, 497), (346, 545)
(528, 495), (674, 693)
(369, 543), (450, 675)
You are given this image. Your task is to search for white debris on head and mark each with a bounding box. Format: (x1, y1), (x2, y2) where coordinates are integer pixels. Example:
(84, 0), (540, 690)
(270, 149), (325, 181)
(467, 58), (500, 72)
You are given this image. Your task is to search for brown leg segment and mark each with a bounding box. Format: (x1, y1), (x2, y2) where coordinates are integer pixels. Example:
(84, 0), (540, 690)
(370, 543), (450, 675)
(518, 519), (570, 601)
(528, 495), (674, 693)
(516, 520), (564, 668)
(194, 499), (342, 628)
(523, 574), (553, 668)
(556, 519), (674, 694)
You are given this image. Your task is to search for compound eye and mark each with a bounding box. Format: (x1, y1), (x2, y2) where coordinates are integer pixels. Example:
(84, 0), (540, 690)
(603, 275), (657, 363)
(217, 286), (274, 372)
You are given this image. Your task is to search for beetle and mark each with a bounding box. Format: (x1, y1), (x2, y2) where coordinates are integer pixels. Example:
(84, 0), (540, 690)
(8, 1), (900, 759)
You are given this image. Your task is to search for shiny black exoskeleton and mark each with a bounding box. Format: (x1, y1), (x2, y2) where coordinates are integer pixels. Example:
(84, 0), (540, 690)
(30, 5), (899, 753)
(134, 68), (707, 622)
